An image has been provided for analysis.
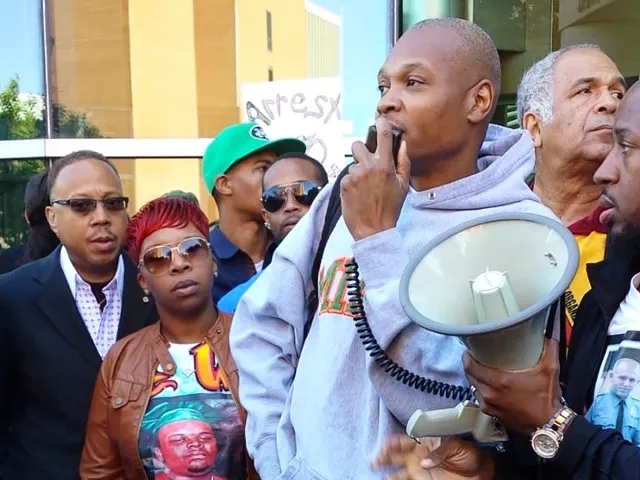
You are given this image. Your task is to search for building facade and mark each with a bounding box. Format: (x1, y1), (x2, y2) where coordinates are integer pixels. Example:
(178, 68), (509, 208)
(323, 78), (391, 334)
(1, 0), (638, 245)
(306, 1), (341, 78)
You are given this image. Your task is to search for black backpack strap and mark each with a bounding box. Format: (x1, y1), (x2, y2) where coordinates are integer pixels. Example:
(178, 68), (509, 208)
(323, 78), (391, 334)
(305, 165), (351, 336)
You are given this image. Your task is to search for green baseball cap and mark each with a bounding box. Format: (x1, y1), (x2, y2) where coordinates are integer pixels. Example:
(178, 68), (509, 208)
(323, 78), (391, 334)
(202, 122), (306, 193)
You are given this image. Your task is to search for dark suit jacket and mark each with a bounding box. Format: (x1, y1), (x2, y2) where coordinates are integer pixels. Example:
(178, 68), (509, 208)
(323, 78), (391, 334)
(0, 243), (26, 275)
(0, 246), (157, 480)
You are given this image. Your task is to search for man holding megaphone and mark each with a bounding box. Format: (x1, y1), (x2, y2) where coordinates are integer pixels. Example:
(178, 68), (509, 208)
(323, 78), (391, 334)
(230, 17), (563, 480)
(374, 81), (640, 480)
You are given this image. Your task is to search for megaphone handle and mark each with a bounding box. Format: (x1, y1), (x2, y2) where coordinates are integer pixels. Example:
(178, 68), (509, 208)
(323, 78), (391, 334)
(345, 258), (473, 402)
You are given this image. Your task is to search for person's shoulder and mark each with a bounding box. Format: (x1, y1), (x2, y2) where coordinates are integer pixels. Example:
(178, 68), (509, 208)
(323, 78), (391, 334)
(0, 243), (26, 274)
(592, 391), (613, 403)
(0, 254), (49, 296)
(218, 276), (258, 313)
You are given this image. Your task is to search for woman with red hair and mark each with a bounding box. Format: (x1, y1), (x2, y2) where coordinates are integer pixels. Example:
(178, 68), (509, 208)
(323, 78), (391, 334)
(80, 197), (257, 480)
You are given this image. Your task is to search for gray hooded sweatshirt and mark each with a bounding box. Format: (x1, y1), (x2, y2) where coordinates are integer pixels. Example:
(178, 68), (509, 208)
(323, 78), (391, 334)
(230, 125), (558, 480)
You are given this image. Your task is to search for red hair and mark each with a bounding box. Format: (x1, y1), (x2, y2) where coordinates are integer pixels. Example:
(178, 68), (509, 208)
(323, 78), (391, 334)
(126, 197), (210, 263)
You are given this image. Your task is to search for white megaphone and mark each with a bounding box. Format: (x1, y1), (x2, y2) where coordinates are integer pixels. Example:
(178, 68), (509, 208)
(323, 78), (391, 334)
(399, 212), (580, 442)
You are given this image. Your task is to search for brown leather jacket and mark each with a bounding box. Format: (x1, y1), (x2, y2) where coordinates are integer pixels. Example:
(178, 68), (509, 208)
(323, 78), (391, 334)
(80, 312), (258, 480)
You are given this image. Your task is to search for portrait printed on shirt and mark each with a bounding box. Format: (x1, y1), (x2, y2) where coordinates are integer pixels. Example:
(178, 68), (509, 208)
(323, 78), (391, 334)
(586, 333), (640, 447)
(138, 342), (246, 480)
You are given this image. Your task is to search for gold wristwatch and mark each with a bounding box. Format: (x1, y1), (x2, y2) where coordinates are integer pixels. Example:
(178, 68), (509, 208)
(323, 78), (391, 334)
(531, 405), (577, 459)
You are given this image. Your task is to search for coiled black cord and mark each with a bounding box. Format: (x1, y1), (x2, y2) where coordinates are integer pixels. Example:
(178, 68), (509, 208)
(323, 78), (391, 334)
(345, 258), (473, 402)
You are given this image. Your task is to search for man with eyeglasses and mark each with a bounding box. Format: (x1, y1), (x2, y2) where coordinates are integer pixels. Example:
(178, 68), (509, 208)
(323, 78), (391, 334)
(218, 153), (328, 314)
(0, 150), (156, 480)
(202, 122), (307, 304)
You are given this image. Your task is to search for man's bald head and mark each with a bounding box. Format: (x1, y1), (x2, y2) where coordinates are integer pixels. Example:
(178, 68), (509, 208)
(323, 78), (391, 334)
(614, 357), (640, 374)
(408, 18), (502, 96)
(376, 17), (500, 179)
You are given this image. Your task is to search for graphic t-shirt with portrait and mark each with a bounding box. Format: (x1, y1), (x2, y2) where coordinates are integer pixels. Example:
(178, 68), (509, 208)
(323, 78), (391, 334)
(138, 342), (246, 480)
(586, 273), (640, 446)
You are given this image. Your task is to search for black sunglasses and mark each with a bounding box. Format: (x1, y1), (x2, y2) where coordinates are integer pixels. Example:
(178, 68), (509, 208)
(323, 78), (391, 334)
(261, 181), (321, 213)
(139, 237), (211, 276)
(51, 196), (129, 214)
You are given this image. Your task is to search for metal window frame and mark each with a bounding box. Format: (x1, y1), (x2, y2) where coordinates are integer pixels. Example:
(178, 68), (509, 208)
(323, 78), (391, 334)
(266, 10), (273, 51)
(0, 137), (361, 161)
(390, 0), (402, 47)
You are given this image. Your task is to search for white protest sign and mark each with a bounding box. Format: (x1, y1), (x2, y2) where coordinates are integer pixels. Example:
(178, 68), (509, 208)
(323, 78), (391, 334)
(240, 77), (349, 178)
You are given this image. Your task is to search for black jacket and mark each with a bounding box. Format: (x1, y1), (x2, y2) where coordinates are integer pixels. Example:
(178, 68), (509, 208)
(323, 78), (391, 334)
(0, 243), (26, 275)
(495, 240), (640, 479)
(0, 246), (157, 480)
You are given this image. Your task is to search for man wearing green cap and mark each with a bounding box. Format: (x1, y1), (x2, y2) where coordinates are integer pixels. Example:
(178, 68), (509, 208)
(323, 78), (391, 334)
(202, 122), (306, 303)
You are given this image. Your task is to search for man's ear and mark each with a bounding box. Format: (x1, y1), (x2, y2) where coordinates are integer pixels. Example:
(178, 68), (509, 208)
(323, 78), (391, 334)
(45, 205), (59, 236)
(522, 112), (543, 148)
(154, 447), (164, 462)
(214, 175), (232, 197)
(261, 209), (269, 224)
(466, 79), (495, 125)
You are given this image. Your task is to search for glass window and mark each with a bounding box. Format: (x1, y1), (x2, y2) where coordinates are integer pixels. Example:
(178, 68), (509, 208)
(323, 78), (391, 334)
(239, 0), (392, 175)
(109, 158), (217, 221)
(0, 0), (45, 141)
(400, 1), (640, 129)
(45, 0), (392, 176)
(0, 159), (47, 247)
(557, 1), (640, 85)
(49, 1), (133, 138)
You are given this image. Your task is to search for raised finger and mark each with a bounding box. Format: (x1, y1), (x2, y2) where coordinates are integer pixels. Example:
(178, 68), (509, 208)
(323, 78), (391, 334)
(395, 140), (411, 187)
(351, 140), (374, 167)
(375, 116), (397, 170)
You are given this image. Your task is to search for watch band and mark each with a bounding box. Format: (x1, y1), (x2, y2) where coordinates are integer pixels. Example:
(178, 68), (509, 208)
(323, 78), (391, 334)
(546, 405), (577, 435)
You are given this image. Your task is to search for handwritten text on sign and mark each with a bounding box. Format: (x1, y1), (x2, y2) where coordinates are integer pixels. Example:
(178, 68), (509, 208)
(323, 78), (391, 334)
(245, 93), (342, 126)
(241, 78), (347, 176)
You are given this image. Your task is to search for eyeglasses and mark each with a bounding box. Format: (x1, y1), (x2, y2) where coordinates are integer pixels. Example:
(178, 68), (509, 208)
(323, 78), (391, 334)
(139, 237), (211, 276)
(51, 196), (129, 214)
(261, 181), (322, 213)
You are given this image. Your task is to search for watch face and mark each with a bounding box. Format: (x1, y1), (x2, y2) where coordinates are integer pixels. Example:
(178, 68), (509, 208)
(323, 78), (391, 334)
(532, 431), (560, 459)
